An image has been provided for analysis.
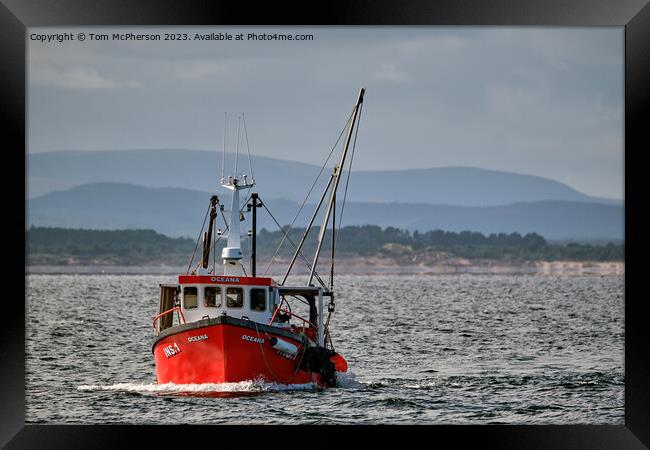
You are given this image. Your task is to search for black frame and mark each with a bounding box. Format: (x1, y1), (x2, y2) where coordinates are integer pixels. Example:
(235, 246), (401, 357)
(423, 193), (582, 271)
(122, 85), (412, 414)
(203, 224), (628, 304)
(6, 0), (648, 447)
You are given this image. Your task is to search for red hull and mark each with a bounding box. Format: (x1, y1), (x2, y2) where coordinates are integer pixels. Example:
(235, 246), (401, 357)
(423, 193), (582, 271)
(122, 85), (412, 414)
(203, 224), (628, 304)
(153, 321), (326, 386)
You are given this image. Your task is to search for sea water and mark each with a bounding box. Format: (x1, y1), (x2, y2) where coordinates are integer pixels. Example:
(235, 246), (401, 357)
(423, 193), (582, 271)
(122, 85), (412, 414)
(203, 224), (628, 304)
(25, 273), (624, 424)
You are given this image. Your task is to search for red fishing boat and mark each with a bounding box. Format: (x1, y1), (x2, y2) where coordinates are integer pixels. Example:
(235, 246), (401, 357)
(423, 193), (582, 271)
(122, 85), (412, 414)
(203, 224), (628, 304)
(152, 88), (365, 387)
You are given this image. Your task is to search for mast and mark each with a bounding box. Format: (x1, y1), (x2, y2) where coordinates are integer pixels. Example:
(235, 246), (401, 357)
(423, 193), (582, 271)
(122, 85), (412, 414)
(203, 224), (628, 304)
(200, 195), (219, 270)
(220, 115), (255, 276)
(249, 193), (261, 277)
(281, 175), (334, 286)
(221, 176), (253, 276)
(280, 88), (365, 287)
(308, 87), (364, 286)
(330, 191), (335, 289)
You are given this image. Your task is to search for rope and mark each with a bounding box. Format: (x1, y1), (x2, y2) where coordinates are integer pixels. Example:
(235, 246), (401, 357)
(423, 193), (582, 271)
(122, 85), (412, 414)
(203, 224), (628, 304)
(252, 320), (307, 384)
(263, 108), (355, 276)
(323, 310), (336, 352)
(241, 261), (248, 277)
(252, 321), (282, 382)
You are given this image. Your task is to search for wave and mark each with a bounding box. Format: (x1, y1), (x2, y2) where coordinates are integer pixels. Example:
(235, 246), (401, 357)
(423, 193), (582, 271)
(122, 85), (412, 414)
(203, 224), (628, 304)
(335, 371), (364, 388)
(78, 379), (318, 396)
(78, 371), (361, 396)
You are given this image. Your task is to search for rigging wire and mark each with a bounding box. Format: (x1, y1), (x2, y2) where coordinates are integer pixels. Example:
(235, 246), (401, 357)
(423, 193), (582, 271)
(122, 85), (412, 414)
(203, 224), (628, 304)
(287, 294), (310, 306)
(335, 101), (363, 250)
(219, 205), (230, 232)
(263, 108), (355, 276)
(204, 234), (224, 273)
(261, 197), (326, 288)
(207, 235), (224, 257)
(258, 195), (327, 289)
(242, 113), (255, 183)
(325, 100), (363, 346)
(221, 112), (227, 182)
(235, 116), (241, 176)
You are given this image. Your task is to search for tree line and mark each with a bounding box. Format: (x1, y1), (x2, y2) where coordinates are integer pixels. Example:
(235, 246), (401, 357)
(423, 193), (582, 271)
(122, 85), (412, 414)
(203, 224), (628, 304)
(26, 226), (623, 265)
(256, 225), (622, 261)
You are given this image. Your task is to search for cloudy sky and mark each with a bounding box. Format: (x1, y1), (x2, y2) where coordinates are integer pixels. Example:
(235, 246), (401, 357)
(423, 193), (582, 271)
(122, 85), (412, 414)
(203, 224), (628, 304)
(28, 27), (623, 199)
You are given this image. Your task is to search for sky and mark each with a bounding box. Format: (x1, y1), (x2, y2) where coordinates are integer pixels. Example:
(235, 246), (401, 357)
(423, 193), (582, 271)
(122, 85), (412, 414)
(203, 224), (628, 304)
(27, 27), (624, 199)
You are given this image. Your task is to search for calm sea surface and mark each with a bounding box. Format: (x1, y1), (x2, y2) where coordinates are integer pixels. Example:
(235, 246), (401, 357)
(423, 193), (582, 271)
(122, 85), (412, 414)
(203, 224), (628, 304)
(25, 274), (624, 424)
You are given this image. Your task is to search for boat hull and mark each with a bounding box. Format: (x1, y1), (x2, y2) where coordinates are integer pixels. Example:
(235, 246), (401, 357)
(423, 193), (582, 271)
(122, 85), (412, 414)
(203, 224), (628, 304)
(152, 316), (325, 386)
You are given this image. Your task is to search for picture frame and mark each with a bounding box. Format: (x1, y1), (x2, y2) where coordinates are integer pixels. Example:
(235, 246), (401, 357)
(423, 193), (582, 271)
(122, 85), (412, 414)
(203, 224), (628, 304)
(4, 0), (648, 447)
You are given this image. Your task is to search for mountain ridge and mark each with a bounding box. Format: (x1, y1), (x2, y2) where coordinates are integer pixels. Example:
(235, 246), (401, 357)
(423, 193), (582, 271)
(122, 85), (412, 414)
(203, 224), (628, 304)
(27, 182), (624, 242)
(27, 149), (621, 206)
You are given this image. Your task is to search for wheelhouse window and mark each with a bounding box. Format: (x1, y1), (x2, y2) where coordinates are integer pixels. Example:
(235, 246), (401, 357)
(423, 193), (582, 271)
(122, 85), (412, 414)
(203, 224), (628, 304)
(205, 286), (222, 307)
(250, 288), (266, 312)
(226, 287), (243, 308)
(183, 287), (198, 309)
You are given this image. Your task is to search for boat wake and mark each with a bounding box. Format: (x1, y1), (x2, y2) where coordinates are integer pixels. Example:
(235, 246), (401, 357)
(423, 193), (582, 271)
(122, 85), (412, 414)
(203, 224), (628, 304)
(334, 371), (364, 388)
(78, 372), (361, 397)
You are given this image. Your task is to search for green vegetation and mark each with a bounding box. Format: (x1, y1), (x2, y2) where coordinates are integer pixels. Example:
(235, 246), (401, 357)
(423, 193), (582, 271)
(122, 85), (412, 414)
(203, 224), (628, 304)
(258, 225), (622, 261)
(27, 227), (195, 265)
(26, 226), (623, 266)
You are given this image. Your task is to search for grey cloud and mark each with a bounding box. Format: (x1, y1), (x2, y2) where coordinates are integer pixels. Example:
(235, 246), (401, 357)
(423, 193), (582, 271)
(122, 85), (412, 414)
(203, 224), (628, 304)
(27, 27), (623, 199)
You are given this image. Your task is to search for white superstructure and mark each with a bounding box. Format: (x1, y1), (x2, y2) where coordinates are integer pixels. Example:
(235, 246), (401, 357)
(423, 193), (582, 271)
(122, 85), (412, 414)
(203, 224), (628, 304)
(220, 174), (254, 276)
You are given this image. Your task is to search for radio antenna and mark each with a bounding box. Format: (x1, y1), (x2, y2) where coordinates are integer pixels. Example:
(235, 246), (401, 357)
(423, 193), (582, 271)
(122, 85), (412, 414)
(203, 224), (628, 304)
(242, 113), (255, 183)
(221, 112), (227, 183)
(235, 116), (241, 177)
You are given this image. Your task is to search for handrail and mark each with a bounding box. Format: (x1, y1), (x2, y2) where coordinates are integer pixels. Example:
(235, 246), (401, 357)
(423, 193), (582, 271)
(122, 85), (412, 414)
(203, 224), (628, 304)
(268, 304), (282, 325)
(268, 307), (316, 329)
(152, 306), (186, 330)
(268, 296), (288, 325)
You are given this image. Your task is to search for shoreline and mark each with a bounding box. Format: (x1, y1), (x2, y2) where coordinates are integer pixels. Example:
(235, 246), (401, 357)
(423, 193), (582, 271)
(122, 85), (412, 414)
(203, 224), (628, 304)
(26, 259), (624, 276)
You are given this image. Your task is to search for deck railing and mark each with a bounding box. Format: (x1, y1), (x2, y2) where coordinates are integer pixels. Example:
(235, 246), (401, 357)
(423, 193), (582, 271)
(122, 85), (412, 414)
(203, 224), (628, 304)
(269, 307), (316, 329)
(152, 306), (186, 334)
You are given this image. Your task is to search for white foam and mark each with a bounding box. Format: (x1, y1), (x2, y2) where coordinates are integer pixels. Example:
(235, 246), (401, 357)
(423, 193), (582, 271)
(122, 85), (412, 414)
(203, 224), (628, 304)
(78, 378), (319, 395)
(78, 372), (363, 395)
(335, 371), (364, 388)
(404, 381), (437, 389)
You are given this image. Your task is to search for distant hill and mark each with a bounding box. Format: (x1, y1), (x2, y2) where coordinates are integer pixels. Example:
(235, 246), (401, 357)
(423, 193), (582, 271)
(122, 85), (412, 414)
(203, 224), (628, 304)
(27, 182), (624, 242)
(27, 149), (621, 206)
